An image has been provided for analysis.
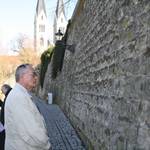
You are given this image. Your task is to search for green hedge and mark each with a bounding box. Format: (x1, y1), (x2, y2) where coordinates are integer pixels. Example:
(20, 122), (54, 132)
(51, 40), (66, 79)
(40, 47), (54, 88)
(40, 21), (71, 83)
(51, 20), (71, 79)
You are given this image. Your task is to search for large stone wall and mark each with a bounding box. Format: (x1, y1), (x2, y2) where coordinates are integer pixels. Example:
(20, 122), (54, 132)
(40, 0), (150, 149)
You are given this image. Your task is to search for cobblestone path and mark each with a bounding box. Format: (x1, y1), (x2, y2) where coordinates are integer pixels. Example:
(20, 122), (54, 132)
(32, 96), (86, 150)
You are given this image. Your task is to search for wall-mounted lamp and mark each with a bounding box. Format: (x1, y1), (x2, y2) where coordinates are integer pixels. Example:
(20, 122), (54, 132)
(55, 29), (64, 40)
(55, 40), (75, 53)
(55, 29), (75, 53)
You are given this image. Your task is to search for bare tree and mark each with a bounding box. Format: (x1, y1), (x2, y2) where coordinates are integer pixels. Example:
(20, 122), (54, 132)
(11, 33), (40, 65)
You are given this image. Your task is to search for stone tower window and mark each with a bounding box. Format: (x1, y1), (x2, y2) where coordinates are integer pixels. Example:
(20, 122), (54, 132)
(39, 25), (45, 32)
(40, 37), (44, 46)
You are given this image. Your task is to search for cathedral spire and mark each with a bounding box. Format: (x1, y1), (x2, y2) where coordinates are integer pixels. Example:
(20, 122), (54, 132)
(34, 0), (51, 54)
(36, 0), (47, 16)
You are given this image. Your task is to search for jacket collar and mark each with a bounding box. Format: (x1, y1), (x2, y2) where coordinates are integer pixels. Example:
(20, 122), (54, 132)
(15, 83), (32, 99)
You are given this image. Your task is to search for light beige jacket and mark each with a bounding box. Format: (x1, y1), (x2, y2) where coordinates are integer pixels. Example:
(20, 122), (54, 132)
(5, 83), (51, 150)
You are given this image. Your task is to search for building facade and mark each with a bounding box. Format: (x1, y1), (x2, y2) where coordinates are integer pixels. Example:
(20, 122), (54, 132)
(34, 0), (51, 54)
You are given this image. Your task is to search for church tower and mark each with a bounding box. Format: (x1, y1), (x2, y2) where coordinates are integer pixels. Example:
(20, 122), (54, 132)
(53, 0), (67, 43)
(34, 0), (50, 54)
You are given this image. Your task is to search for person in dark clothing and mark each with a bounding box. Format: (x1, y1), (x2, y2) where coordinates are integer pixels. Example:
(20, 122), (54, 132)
(0, 84), (12, 150)
(0, 100), (3, 107)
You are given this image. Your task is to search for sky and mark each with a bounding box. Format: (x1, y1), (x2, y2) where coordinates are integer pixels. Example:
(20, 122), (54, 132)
(0, 0), (77, 54)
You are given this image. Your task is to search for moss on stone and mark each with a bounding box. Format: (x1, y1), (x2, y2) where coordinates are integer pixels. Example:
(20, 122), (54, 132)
(127, 31), (134, 41)
(122, 18), (129, 29)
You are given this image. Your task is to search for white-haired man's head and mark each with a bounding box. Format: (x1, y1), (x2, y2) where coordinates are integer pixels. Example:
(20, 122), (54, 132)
(15, 64), (37, 91)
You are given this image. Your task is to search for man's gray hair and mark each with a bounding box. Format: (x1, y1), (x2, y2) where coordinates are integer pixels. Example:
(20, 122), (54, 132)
(15, 64), (31, 82)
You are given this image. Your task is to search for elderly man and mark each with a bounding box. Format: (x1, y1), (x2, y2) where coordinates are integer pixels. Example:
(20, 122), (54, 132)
(5, 64), (51, 150)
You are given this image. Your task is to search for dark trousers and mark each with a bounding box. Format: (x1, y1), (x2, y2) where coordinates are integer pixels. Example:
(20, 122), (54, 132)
(0, 130), (5, 150)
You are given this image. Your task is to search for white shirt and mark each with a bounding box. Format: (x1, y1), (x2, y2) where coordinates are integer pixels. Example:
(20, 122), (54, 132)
(5, 83), (51, 150)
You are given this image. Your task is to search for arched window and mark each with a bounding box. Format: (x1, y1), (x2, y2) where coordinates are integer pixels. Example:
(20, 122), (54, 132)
(39, 25), (45, 32)
(40, 37), (44, 46)
(47, 40), (50, 46)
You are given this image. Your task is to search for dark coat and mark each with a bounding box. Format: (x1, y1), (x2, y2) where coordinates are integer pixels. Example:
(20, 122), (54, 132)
(0, 100), (3, 107)
(0, 88), (12, 150)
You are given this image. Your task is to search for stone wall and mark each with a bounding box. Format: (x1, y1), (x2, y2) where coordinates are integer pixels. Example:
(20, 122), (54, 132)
(40, 0), (150, 149)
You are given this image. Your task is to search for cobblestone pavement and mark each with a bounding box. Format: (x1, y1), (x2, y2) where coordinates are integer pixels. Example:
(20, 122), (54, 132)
(32, 95), (86, 150)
